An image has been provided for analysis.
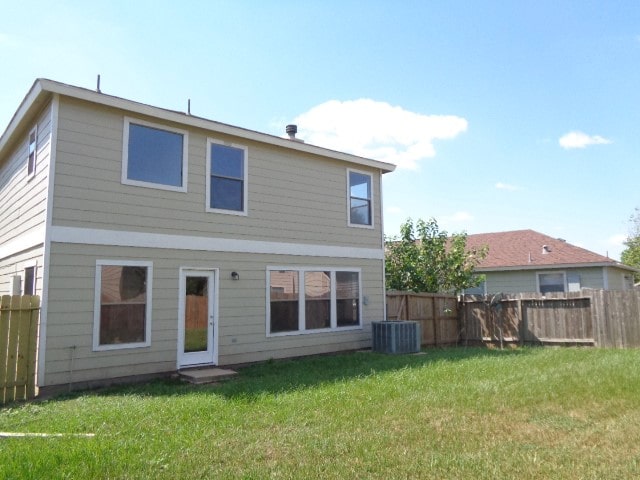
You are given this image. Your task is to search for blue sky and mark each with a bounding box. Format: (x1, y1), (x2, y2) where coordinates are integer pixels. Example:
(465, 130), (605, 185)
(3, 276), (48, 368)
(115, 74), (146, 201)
(1, 1), (638, 260)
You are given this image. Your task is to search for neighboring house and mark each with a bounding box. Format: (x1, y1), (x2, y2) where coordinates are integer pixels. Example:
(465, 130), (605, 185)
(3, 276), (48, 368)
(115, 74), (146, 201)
(463, 229), (636, 295)
(0, 79), (395, 392)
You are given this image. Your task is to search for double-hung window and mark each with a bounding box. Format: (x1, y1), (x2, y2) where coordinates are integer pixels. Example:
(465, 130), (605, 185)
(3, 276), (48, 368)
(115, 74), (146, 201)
(93, 260), (153, 350)
(27, 126), (37, 178)
(207, 139), (248, 215)
(122, 118), (188, 192)
(348, 169), (373, 227)
(537, 272), (566, 294)
(268, 267), (362, 336)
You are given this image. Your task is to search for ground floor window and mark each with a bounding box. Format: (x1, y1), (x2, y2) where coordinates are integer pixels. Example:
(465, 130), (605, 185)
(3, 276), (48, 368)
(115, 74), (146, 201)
(268, 267), (361, 335)
(23, 266), (36, 295)
(538, 272), (565, 294)
(93, 260), (153, 350)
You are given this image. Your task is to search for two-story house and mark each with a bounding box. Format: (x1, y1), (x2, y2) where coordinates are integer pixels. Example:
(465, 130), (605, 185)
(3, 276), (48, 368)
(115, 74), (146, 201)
(0, 79), (395, 393)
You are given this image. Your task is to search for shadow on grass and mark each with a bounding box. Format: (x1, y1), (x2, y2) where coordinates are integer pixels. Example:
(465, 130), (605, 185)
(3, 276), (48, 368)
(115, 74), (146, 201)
(40, 346), (534, 404)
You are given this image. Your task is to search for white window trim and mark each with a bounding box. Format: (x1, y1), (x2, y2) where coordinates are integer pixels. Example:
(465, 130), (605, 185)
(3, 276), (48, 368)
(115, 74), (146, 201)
(347, 168), (374, 229)
(93, 259), (153, 351)
(206, 138), (248, 216)
(122, 117), (189, 192)
(536, 270), (566, 294)
(266, 266), (363, 337)
(27, 125), (38, 180)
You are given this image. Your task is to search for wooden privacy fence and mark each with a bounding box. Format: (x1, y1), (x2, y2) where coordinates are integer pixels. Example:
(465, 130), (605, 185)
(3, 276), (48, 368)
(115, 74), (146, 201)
(1, 295), (40, 405)
(386, 291), (459, 346)
(459, 289), (640, 348)
(387, 289), (640, 348)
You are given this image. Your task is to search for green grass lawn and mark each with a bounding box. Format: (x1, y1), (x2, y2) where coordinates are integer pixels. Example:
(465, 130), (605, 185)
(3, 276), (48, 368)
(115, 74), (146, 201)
(2, 347), (640, 479)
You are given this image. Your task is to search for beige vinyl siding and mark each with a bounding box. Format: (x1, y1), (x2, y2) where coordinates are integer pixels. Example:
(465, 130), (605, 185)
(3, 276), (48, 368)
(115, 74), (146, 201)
(43, 242), (385, 387)
(0, 102), (51, 292)
(52, 97), (383, 249)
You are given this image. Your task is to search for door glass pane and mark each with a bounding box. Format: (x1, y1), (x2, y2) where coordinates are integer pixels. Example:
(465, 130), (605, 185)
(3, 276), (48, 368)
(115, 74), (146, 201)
(185, 276), (208, 352)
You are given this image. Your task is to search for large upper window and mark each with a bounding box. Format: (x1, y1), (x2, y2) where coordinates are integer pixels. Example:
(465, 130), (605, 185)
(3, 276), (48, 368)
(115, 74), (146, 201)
(538, 272), (565, 294)
(122, 118), (188, 192)
(207, 140), (248, 214)
(93, 260), (153, 350)
(268, 267), (361, 336)
(348, 170), (373, 227)
(27, 126), (37, 178)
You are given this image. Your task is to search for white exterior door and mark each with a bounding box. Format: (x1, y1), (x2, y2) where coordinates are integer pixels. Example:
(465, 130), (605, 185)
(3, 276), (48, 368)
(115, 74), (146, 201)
(178, 269), (217, 368)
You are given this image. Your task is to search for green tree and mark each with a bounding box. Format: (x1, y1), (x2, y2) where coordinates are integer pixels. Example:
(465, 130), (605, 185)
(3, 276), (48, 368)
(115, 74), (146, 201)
(621, 208), (640, 282)
(385, 218), (488, 294)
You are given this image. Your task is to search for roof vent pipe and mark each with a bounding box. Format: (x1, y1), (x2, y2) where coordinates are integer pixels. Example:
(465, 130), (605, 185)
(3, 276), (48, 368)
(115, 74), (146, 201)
(286, 124), (297, 140)
(542, 245), (551, 254)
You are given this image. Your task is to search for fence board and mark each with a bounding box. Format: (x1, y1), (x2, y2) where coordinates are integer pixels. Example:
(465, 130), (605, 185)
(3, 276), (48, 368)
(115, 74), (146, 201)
(386, 292), (458, 346)
(0, 295), (40, 405)
(456, 290), (640, 348)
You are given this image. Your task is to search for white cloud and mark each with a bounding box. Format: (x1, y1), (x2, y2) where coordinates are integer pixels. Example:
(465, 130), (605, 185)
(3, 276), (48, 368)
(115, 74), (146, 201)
(293, 99), (467, 169)
(608, 234), (627, 247)
(444, 211), (473, 223)
(385, 206), (404, 215)
(559, 131), (612, 149)
(495, 182), (518, 191)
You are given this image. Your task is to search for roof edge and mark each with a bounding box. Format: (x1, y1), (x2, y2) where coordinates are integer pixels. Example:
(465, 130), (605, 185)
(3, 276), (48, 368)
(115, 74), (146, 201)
(476, 262), (639, 273)
(0, 79), (45, 155)
(2, 78), (396, 173)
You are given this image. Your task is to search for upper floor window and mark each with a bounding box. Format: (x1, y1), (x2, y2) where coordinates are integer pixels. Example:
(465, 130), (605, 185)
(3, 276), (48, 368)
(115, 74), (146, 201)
(206, 139), (248, 215)
(122, 118), (188, 192)
(348, 170), (373, 227)
(27, 127), (37, 178)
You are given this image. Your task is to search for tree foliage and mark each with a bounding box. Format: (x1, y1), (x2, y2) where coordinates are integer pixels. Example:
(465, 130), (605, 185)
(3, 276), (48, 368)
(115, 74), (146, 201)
(385, 218), (488, 294)
(621, 208), (640, 282)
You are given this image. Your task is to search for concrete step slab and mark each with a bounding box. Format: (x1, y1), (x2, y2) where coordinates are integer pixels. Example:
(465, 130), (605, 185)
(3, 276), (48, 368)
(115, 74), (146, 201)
(179, 367), (238, 384)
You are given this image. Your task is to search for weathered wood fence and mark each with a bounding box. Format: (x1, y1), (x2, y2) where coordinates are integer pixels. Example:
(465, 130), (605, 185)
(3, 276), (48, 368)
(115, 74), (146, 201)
(386, 291), (459, 346)
(387, 289), (640, 348)
(1, 295), (40, 405)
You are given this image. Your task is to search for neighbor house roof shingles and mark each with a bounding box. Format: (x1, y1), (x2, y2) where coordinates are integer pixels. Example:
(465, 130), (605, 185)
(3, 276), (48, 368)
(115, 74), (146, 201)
(466, 229), (629, 270)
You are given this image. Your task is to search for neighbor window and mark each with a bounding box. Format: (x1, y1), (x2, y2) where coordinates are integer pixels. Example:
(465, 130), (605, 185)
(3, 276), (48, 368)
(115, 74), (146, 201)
(207, 140), (248, 214)
(268, 267), (361, 335)
(23, 266), (36, 295)
(348, 170), (372, 227)
(93, 260), (153, 350)
(27, 127), (37, 177)
(538, 272), (565, 294)
(122, 118), (188, 191)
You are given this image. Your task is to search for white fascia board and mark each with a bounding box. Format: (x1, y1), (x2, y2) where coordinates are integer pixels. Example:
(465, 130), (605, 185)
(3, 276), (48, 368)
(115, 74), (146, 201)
(0, 80), (45, 156)
(50, 226), (385, 260)
(35, 79), (396, 173)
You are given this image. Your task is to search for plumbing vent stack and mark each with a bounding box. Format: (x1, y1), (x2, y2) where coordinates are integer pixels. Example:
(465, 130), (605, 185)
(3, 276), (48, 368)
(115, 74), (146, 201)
(286, 124), (304, 143)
